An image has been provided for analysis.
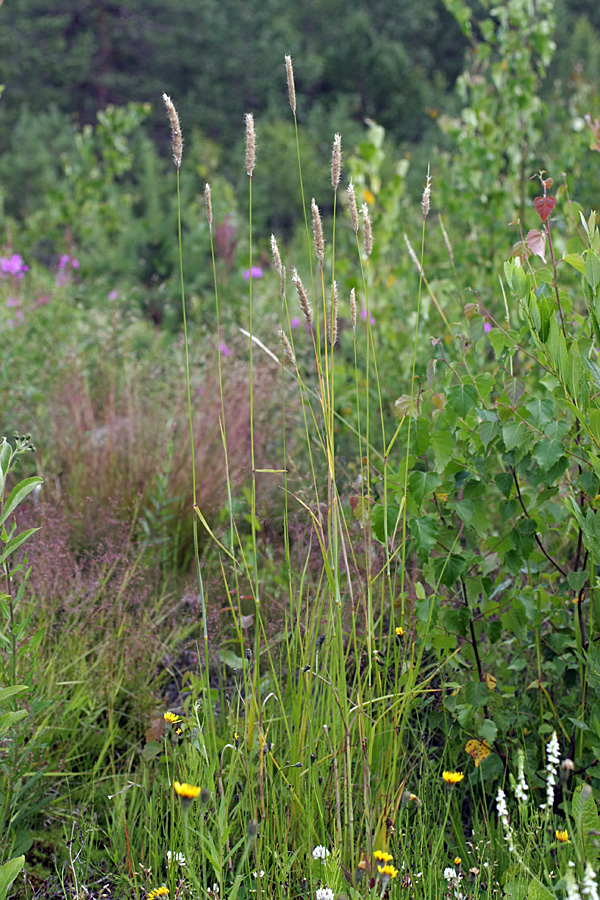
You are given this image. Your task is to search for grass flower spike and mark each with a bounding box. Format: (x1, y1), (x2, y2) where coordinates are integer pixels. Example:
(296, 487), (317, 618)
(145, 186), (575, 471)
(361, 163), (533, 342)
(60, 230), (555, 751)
(331, 133), (342, 190)
(162, 93), (182, 168)
(245, 112), (256, 176)
(285, 54), (296, 114)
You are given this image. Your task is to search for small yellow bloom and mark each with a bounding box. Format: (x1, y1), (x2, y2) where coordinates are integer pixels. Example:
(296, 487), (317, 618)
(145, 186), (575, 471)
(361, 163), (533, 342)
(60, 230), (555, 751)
(377, 864), (399, 879)
(363, 188), (376, 205)
(175, 727), (182, 735)
(556, 829), (570, 843)
(148, 888), (169, 899)
(164, 712), (181, 725)
(454, 857), (462, 866)
(395, 626), (404, 637)
(442, 771), (465, 785)
(174, 781), (201, 801)
(374, 850), (394, 862)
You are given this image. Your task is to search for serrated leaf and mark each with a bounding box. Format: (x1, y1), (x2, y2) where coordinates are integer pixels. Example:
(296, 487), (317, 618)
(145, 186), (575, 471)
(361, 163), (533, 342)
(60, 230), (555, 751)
(410, 515), (439, 559)
(371, 504), (400, 544)
(527, 880), (555, 900)
(533, 437), (565, 469)
(572, 784), (600, 864)
(432, 553), (467, 587)
(504, 375), (526, 405)
(430, 430), (454, 473)
(407, 470), (441, 505)
(503, 421), (527, 452)
(447, 383), (478, 417)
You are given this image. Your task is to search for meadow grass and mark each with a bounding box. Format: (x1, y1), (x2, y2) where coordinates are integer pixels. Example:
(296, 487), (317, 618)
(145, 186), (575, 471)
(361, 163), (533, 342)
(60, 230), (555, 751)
(2, 47), (600, 900)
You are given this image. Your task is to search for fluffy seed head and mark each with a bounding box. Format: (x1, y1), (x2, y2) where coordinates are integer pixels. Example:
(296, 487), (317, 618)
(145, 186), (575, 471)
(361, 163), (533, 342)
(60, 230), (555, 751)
(347, 181), (359, 233)
(285, 55), (296, 115)
(279, 329), (296, 368)
(245, 113), (255, 177)
(329, 281), (339, 346)
(311, 199), (324, 265)
(270, 234), (282, 275)
(331, 133), (342, 190)
(422, 164), (432, 219)
(350, 287), (357, 336)
(292, 267), (312, 325)
(205, 184), (213, 229)
(162, 92), (183, 168)
(361, 203), (373, 258)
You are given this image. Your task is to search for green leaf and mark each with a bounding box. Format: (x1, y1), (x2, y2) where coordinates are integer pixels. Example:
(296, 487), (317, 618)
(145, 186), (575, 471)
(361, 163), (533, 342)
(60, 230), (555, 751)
(572, 784), (600, 864)
(447, 383), (478, 417)
(0, 856), (25, 900)
(410, 515), (439, 559)
(0, 684), (29, 703)
(533, 438), (565, 469)
(563, 252), (585, 274)
(585, 251), (600, 290)
(407, 471), (441, 505)
(504, 375), (525, 405)
(0, 527), (41, 565)
(432, 553), (467, 587)
(371, 504), (400, 544)
(0, 709), (28, 739)
(0, 476), (43, 528)
(567, 498), (600, 558)
(0, 439), (10, 499)
(527, 880), (555, 900)
(503, 421), (527, 452)
(430, 430), (454, 473)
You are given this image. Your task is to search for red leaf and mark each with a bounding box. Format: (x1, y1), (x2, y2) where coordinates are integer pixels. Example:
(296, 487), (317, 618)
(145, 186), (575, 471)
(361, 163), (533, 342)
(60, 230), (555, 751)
(533, 195), (556, 223)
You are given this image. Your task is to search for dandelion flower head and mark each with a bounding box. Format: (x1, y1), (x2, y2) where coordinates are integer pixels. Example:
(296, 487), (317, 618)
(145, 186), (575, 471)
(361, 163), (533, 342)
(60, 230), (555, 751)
(442, 771), (464, 784)
(374, 851), (394, 862)
(164, 711), (181, 724)
(173, 781), (201, 800)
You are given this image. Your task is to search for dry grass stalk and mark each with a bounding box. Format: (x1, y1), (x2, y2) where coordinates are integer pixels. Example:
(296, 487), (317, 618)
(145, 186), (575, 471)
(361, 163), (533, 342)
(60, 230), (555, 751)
(162, 92), (183, 168)
(292, 268), (313, 325)
(245, 113), (256, 176)
(347, 181), (359, 234)
(361, 203), (373, 258)
(271, 234), (282, 275)
(404, 233), (423, 275)
(422, 164), (432, 219)
(205, 183), (213, 229)
(279, 329), (297, 368)
(285, 55), (296, 115)
(331, 133), (342, 190)
(329, 281), (339, 346)
(350, 287), (357, 336)
(439, 214), (454, 266)
(311, 199), (324, 265)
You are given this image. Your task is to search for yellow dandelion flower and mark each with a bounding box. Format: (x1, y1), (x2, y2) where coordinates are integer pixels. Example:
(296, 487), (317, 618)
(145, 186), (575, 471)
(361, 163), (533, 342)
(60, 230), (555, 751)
(173, 781), (201, 802)
(374, 850), (394, 862)
(556, 829), (570, 843)
(175, 727), (182, 735)
(148, 887), (169, 899)
(363, 188), (376, 205)
(442, 771), (465, 785)
(377, 864), (399, 879)
(395, 626), (404, 637)
(454, 857), (462, 866)
(164, 712), (181, 725)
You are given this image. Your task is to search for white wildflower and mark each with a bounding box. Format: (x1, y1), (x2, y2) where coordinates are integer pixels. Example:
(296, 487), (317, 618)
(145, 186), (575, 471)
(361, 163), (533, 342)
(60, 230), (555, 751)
(444, 868), (457, 881)
(515, 749), (529, 803)
(253, 871), (265, 879)
(167, 850), (186, 867)
(566, 869), (583, 900)
(541, 731), (560, 809)
(496, 788), (516, 853)
(315, 889), (334, 900)
(583, 864), (600, 900)
(312, 845), (330, 861)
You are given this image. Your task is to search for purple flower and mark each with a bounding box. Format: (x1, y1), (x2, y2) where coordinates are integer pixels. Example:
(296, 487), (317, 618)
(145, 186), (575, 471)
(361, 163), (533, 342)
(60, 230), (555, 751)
(72, 258), (80, 269)
(290, 317), (301, 330)
(6, 296), (18, 308)
(243, 266), (263, 280)
(108, 290), (119, 301)
(219, 341), (232, 357)
(360, 308), (375, 325)
(58, 254), (70, 270)
(484, 320), (493, 333)
(0, 254), (28, 278)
